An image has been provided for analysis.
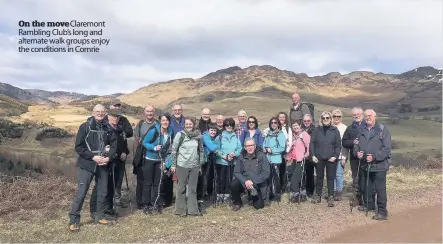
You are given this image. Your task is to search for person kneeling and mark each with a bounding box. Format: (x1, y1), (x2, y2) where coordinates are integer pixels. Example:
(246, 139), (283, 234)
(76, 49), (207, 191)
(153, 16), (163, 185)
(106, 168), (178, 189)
(230, 138), (270, 211)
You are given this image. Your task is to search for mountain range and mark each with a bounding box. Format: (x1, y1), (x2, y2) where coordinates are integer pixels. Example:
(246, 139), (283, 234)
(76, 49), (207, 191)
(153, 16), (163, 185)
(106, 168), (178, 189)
(1, 65), (441, 117)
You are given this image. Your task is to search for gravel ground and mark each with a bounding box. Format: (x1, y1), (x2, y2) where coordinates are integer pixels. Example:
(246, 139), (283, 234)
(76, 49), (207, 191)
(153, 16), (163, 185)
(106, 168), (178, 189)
(0, 185), (440, 243)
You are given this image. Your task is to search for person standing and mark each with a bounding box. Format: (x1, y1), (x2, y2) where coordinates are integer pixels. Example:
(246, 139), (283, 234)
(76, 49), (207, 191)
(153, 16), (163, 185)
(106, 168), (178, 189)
(342, 107), (366, 206)
(133, 105), (158, 209)
(354, 109), (391, 220)
(331, 109), (348, 201)
(68, 104), (117, 232)
(170, 117), (205, 217)
(310, 111), (341, 207)
(262, 117), (286, 203)
(141, 113), (173, 214)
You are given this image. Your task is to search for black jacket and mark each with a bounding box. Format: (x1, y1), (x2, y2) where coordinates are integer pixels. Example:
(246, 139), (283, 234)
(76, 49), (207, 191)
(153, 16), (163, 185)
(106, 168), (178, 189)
(353, 122), (392, 172)
(234, 150), (270, 186)
(342, 121), (365, 161)
(104, 115), (133, 138)
(108, 123), (130, 160)
(310, 125), (341, 161)
(75, 118), (118, 172)
(198, 118), (212, 134)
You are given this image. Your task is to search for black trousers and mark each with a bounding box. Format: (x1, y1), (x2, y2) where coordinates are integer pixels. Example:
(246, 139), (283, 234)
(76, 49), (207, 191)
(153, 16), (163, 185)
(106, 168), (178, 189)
(230, 179), (266, 209)
(141, 159), (162, 206)
(268, 163), (282, 198)
(215, 164), (234, 194)
(206, 154), (216, 196)
(105, 160), (125, 210)
(69, 166), (109, 224)
(280, 154), (287, 192)
(288, 162), (305, 193)
(161, 172), (174, 207)
(361, 169), (387, 215)
(314, 159), (337, 197)
(197, 161), (209, 201)
(136, 165), (143, 208)
(304, 159), (315, 196)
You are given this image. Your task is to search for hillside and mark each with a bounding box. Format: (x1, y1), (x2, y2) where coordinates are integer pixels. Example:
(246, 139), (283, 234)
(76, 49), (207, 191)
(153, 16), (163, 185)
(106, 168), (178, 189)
(25, 89), (89, 104)
(0, 94), (29, 117)
(0, 82), (55, 105)
(119, 65), (442, 111)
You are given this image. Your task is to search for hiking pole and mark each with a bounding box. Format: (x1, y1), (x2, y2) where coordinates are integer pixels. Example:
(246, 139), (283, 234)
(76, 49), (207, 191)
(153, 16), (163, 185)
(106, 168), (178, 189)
(112, 163), (117, 219)
(213, 164), (217, 208)
(365, 164), (371, 217)
(123, 161), (133, 213)
(273, 164), (281, 205)
(350, 158), (361, 213)
(299, 158), (305, 204)
(153, 142), (165, 214)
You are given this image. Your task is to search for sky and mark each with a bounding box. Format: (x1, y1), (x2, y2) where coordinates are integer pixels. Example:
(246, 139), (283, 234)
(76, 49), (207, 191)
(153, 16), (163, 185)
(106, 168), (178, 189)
(0, 0), (442, 95)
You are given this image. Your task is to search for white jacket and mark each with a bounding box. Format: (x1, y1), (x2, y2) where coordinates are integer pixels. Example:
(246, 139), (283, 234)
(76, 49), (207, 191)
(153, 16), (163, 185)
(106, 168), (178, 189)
(335, 123), (349, 160)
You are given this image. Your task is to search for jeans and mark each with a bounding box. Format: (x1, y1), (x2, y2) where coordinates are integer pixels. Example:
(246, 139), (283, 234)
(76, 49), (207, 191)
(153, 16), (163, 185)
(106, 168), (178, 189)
(334, 160), (344, 192)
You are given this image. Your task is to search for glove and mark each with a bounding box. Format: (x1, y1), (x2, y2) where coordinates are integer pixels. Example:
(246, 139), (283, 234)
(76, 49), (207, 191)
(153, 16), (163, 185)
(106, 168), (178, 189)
(312, 156), (319, 163)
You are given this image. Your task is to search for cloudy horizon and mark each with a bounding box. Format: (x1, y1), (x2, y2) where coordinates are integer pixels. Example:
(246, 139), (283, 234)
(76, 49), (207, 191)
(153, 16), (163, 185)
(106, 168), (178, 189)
(0, 0), (442, 95)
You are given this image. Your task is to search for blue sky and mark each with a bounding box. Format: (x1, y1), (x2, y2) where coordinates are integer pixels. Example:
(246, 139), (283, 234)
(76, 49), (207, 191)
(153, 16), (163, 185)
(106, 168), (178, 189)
(0, 0), (442, 95)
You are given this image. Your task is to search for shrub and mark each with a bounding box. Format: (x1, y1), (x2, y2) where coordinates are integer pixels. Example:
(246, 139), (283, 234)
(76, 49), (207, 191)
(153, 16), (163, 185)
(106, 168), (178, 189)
(34, 127), (73, 141)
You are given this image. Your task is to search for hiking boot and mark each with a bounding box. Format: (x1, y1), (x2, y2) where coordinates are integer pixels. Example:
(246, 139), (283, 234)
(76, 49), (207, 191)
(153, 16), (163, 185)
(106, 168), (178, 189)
(143, 205), (154, 215)
(358, 206), (375, 212)
(327, 196), (335, 207)
(334, 191), (343, 201)
(69, 223), (80, 232)
(290, 192), (299, 203)
(96, 218), (115, 225)
(104, 209), (119, 217)
(115, 201), (128, 208)
(216, 194), (224, 205)
(232, 204), (243, 211)
(372, 213), (388, 221)
(198, 201), (206, 214)
(311, 195), (321, 204)
(154, 205), (164, 214)
(274, 194), (281, 203)
(188, 212), (203, 217)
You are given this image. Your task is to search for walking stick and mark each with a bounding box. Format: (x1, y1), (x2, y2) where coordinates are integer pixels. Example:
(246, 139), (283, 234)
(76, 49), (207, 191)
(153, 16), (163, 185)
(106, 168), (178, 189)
(365, 164), (371, 217)
(299, 158), (305, 204)
(112, 163), (117, 218)
(123, 162), (133, 213)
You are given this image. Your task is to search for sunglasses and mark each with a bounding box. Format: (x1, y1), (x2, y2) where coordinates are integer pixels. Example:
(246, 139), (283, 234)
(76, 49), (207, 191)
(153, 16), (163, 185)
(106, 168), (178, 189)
(332, 115), (342, 118)
(321, 117), (330, 120)
(270, 121), (278, 124)
(248, 121), (255, 123)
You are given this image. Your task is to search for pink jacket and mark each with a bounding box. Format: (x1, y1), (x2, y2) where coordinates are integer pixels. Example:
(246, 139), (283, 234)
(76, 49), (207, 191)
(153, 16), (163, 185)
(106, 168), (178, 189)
(287, 131), (310, 162)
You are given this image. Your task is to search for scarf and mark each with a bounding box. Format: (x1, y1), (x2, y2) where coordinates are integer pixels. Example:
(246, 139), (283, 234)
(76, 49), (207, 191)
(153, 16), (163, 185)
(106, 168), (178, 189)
(184, 129), (202, 139)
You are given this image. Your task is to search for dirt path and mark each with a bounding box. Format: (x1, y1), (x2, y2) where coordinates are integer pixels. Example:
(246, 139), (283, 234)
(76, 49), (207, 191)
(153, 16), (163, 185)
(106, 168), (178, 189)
(325, 203), (442, 243)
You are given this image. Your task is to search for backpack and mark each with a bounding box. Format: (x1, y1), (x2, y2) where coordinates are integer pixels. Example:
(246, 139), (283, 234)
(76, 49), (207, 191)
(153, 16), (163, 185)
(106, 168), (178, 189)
(301, 102), (315, 123)
(378, 124), (391, 159)
(132, 125), (158, 173)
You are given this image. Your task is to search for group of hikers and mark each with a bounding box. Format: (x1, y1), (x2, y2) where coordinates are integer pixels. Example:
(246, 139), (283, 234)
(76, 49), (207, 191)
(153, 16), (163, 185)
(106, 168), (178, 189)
(68, 92), (392, 232)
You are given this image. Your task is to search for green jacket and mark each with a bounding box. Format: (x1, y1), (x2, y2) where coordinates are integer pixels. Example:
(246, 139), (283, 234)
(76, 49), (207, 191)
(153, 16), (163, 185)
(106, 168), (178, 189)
(170, 130), (205, 168)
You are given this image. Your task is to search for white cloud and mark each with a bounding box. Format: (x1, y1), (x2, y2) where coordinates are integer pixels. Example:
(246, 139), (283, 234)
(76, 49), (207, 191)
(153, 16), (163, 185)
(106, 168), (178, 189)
(0, 0), (441, 95)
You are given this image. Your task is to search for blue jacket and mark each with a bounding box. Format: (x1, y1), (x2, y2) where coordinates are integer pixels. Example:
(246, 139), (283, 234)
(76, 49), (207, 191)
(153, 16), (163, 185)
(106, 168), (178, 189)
(263, 129), (286, 164)
(216, 130), (242, 166)
(142, 123), (173, 162)
(202, 131), (218, 162)
(239, 129), (264, 148)
(170, 115), (185, 137)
